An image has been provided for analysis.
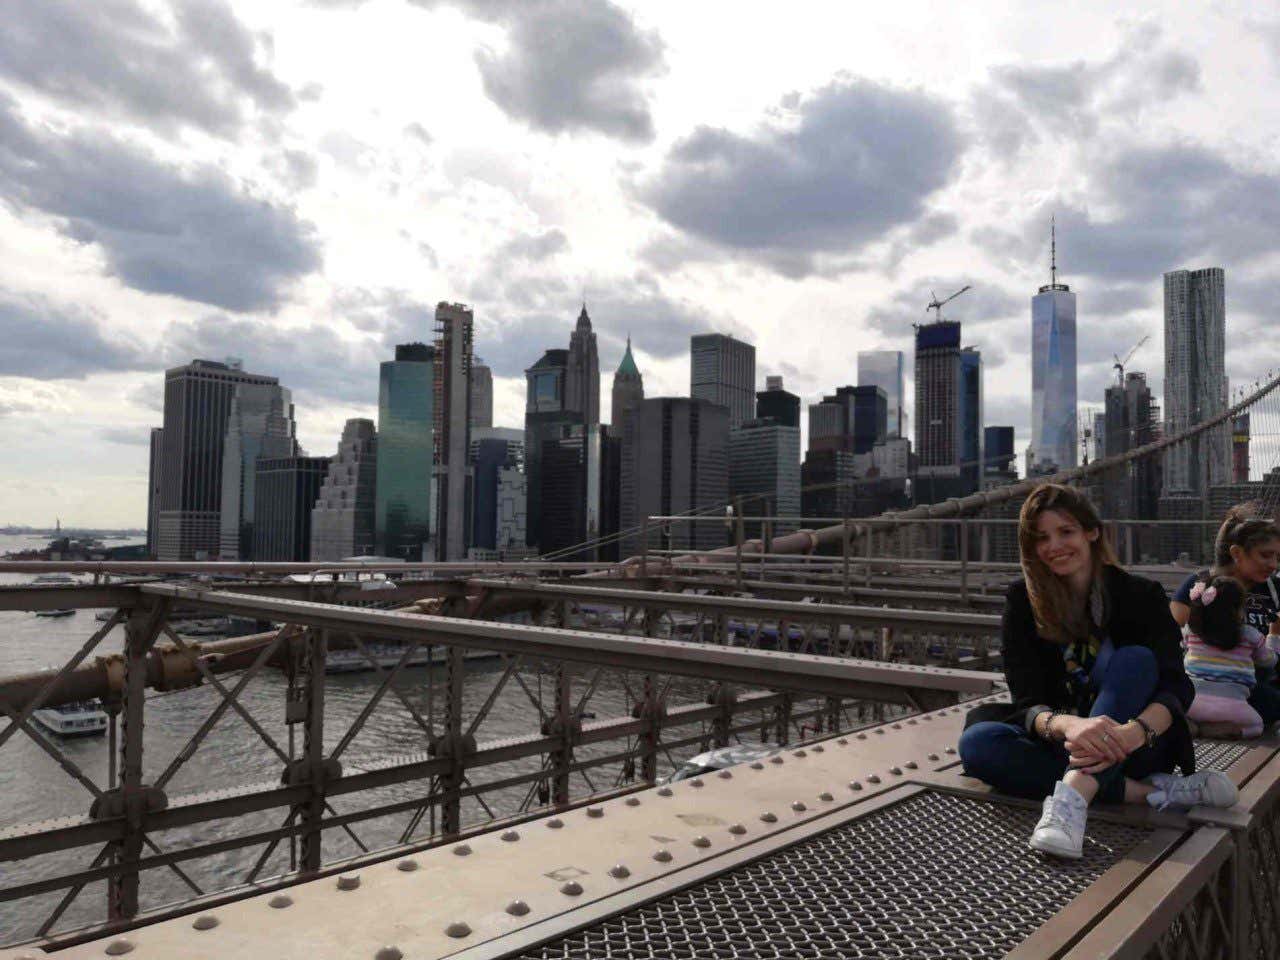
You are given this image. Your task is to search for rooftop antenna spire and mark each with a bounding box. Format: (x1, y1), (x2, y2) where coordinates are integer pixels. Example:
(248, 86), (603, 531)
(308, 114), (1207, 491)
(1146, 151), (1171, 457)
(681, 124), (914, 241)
(1050, 215), (1057, 288)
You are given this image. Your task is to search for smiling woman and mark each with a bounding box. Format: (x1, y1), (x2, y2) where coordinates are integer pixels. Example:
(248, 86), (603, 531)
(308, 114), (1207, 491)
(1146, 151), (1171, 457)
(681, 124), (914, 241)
(957, 483), (1237, 860)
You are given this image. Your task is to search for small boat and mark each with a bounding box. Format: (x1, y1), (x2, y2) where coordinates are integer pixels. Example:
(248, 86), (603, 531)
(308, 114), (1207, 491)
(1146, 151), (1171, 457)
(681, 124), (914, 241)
(36, 609), (75, 618)
(32, 700), (108, 737)
(32, 573), (76, 585)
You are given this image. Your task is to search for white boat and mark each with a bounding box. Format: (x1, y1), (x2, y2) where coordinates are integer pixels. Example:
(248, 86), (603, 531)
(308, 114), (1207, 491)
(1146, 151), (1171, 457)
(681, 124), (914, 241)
(32, 573), (76, 584)
(36, 609), (75, 618)
(325, 644), (497, 674)
(32, 700), (108, 737)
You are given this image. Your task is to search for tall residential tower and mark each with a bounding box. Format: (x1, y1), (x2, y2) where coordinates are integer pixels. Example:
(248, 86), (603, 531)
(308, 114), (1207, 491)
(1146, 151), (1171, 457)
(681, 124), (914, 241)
(1163, 267), (1228, 495)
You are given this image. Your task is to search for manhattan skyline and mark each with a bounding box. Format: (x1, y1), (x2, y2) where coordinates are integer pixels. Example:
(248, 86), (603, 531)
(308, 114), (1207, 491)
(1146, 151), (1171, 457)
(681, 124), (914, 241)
(1, 2), (1279, 526)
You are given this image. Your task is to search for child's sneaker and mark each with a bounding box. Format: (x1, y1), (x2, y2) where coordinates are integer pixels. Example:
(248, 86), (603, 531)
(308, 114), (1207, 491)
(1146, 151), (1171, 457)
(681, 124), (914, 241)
(1146, 770), (1238, 811)
(1029, 781), (1088, 859)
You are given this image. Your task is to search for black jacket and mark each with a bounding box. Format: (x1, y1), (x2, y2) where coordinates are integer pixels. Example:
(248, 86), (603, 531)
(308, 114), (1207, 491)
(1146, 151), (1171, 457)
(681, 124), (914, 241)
(968, 565), (1196, 772)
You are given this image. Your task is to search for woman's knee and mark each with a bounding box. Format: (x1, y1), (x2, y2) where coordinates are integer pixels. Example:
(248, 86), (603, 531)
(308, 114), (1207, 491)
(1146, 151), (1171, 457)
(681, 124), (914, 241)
(958, 721), (1016, 777)
(1106, 645), (1158, 689)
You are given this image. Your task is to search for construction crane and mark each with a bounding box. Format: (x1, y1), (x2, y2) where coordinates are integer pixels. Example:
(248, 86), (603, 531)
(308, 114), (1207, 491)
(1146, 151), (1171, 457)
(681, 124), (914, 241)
(925, 285), (971, 324)
(1113, 335), (1150, 386)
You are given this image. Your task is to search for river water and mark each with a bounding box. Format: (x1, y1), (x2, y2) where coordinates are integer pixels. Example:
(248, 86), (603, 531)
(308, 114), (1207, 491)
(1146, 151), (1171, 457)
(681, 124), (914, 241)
(0, 536), (760, 943)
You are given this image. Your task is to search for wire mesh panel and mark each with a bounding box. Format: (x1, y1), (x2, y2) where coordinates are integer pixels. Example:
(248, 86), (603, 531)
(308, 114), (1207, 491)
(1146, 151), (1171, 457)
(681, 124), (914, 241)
(1194, 741), (1252, 772)
(514, 790), (1150, 960)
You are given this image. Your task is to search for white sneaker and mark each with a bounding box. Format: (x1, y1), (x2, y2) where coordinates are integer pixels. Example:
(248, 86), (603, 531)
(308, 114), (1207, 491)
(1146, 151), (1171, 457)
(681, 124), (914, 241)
(1146, 770), (1239, 811)
(1029, 781), (1088, 859)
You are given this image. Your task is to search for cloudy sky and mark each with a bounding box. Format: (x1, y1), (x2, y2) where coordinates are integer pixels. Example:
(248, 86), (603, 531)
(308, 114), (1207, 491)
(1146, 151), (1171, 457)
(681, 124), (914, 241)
(2, 0), (1278, 527)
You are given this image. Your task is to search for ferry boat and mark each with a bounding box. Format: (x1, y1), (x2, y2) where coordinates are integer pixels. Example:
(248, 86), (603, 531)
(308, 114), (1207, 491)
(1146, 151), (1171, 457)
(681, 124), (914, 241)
(32, 573), (77, 585)
(325, 643), (498, 674)
(32, 700), (108, 737)
(35, 608), (75, 618)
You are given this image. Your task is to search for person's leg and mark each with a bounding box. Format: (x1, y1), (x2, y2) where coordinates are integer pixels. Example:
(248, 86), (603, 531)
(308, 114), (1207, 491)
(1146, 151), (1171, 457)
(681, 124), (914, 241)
(1248, 676), (1280, 728)
(1080, 645), (1159, 804)
(958, 721), (1068, 799)
(1189, 692), (1252, 737)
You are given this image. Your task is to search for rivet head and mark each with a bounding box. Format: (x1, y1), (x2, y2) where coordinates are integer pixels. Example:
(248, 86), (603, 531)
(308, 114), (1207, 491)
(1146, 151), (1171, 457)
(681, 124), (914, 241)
(849, 781), (863, 791)
(653, 849), (672, 862)
(689, 779), (704, 788)
(819, 792), (834, 802)
(586, 806), (604, 817)
(445, 922), (472, 939)
(906, 761), (919, 770)
(875, 729), (885, 735)
(945, 747), (957, 755)
(626, 796), (641, 806)
(868, 775), (881, 784)
(506, 899), (530, 916)
(792, 801), (807, 812)
(793, 749), (807, 757)
(546, 818), (564, 828)
(838, 738), (849, 745)
(718, 769), (733, 779)
(657, 787), (673, 797)
(560, 880), (583, 896)
(692, 835), (711, 848)
(856, 733), (867, 740)
(105, 939), (135, 955)
(609, 864), (631, 878)
(889, 766), (903, 776)
(501, 829), (520, 842)
(760, 812), (778, 823)
(729, 823), (747, 835)
(397, 858), (420, 872)
(192, 914), (219, 931)
(813, 745), (825, 753)
(453, 843), (472, 856)
(770, 756), (784, 765)
(337, 872), (361, 891)
(375, 947), (404, 960)
(269, 894), (293, 909)
(749, 762), (764, 770)
(928, 753), (940, 762)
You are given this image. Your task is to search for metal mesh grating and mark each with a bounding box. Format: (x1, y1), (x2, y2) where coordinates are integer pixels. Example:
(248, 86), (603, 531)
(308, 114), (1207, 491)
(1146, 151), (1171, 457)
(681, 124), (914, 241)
(514, 791), (1150, 960)
(1194, 740), (1251, 772)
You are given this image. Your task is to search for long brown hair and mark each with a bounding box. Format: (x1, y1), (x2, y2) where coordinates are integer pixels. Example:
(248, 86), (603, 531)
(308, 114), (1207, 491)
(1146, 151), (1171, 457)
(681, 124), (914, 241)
(1018, 483), (1120, 644)
(1212, 502), (1280, 575)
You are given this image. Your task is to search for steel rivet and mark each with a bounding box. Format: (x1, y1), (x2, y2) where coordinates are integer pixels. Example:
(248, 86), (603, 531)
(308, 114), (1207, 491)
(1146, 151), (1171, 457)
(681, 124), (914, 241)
(546, 818), (564, 828)
(692, 836), (711, 848)
(750, 762), (764, 770)
(105, 939), (135, 955)
(626, 796), (641, 806)
(653, 849), (672, 862)
(560, 881), (583, 896)
(760, 812), (778, 823)
(718, 770), (732, 779)
(792, 801), (807, 812)
(889, 767), (902, 775)
(908, 719), (918, 725)
(689, 779), (704, 788)
(924, 715), (933, 721)
(868, 775), (881, 784)
(793, 749), (807, 757)
(838, 738), (849, 745)
(849, 781), (863, 791)
(906, 761), (918, 770)
(375, 947), (404, 960)
(770, 756), (784, 764)
(856, 733), (867, 740)
(729, 823), (746, 835)
(928, 753), (940, 762)
(657, 787), (673, 797)
(192, 915), (219, 931)
(397, 858), (420, 872)
(819, 792), (834, 802)
(945, 747), (957, 755)
(501, 830), (520, 842)
(813, 745), (825, 753)
(453, 844), (472, 856)
(269, 894), (293, 909)
(875, 729), (885, 735)
(506, 899), (531, 916)
(610, 864), (631, 878)
(337, 872), (361, 891)
(587, 806), (604, 817)
(445, 922), (472, 939)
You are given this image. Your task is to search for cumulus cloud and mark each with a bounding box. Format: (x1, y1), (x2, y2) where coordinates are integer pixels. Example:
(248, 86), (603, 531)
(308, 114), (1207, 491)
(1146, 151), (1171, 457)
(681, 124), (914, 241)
(638, 79), (961, 276)
(0, 95), (322, 312)
(0, 0), (295, 137)
(498, 228), (568, 262)
(865, 278), (1021, 336)
(0, 290), (149, 379)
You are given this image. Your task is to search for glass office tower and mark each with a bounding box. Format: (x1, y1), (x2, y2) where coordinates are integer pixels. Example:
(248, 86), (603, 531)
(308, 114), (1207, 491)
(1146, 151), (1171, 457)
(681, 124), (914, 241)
(376, 343), (434, 558)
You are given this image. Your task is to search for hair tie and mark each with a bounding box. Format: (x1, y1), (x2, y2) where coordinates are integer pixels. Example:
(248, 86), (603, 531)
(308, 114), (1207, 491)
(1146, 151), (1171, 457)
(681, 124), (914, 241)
(1190, 581), (1205, 602)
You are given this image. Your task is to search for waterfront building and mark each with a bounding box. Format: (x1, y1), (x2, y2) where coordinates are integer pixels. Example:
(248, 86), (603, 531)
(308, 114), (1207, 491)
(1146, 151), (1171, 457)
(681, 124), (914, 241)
(470, 361), (493, 431)
(857, 351), (906, 439)
(156, 359), (280, 561)
(756, 377), (800, 428)
(538, 423), (603, 559)
(983, 426), (1015, 477)
(376, 343), (434, 560)
(1163, 267), (1228, 495)
(311, 419), (378, 561)
(524, 348), (570, 552)
(800, 449), (857, 519)
(471, 436), (525, 556)
(147, 428), (163, 558)
(1103, 371), (1160, 522)
(808, 386), (886, 455)
(914, 321), (983, 501)
(872, 437), (911, 480)
(610, 337), (644, 427)
(691, 333), (756, 429)
(729, 418), (801, 537)
(434, 302), (473, 561)
(1029, 226), (1078, 474)
(565, 305), (600, 426)
(252, 455), (330, 562)
(219, 381), (298, 560)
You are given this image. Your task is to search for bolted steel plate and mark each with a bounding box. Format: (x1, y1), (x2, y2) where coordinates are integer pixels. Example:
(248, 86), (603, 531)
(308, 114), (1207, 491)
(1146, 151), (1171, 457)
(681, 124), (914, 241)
(512, 791), (1148, 960)
(1194, 740), (1251, 772)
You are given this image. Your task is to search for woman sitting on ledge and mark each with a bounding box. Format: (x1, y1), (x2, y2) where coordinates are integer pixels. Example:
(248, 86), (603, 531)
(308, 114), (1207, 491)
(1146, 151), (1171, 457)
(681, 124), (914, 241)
(959, 483), (1237, 860)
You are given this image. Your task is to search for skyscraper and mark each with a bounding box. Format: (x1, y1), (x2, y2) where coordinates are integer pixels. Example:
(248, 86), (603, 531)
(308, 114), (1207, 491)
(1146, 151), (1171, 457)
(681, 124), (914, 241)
(525, 348), (570, 551)
(146, 428), (163, 558)
(691, 333), (756, 429)
(1103, 372), (1159, 523)
(156, 359), (280, 560)
(730, 418), (801, 537)
(983, 426), (1016, 477)
(376, 343), (433, 559)
(1163, 267), (1228, 495)
(565, 304), (600, 426)
(311, 418), (378, 561)
(470, 437), (525, 557)
(434, 302), (474, 561)
(252, 455), (330, 562)
(470, 361), (493, 431)
(807, 386), (885, 454)
(1233, 413), (1250, 484)
(1029, 223), (1078, 474)
(219, 380), (298, 560)
(611, 337), (644, 427)
(857, 351), (905, 439)
(755, 377), (800, 428)
(914, 323), (983, 501)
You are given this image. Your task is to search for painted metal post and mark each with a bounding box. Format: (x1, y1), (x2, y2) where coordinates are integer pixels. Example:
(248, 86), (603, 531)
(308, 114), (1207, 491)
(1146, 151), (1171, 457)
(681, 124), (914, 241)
(640, 517), (649, 579)
(841, 517), (851, 599)
(734, 497), (744, 591)
(300, 629), (327, 872)
(959, 519), (970, 604)
(551, 662), (573, 805)
(979, 523), (990, 595)
(441, 644), (466, 835)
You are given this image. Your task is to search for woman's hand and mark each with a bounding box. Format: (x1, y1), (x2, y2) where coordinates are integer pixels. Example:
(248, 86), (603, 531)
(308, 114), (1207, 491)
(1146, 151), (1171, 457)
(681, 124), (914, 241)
(1060, 715), (1132, 773)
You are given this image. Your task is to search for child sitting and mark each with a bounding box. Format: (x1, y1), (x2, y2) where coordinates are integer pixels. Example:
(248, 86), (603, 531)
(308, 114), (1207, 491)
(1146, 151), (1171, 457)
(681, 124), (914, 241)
(1185, 576), (1277, 738)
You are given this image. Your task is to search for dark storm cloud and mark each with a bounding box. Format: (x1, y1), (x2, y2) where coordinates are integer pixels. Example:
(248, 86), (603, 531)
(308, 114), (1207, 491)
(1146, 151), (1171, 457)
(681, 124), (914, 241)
(0, 96), (322, 312)
(405, 0), (662, 141)
(0, 0), (295, 137)
(0, 290), (149, 380)
(638, 79), (961, 276)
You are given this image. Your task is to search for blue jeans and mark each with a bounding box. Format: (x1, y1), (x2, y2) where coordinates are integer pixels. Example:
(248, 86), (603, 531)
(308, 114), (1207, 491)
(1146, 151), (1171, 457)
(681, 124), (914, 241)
(959, 645), (1177, 804)
(1249, 669), (1280, 726)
